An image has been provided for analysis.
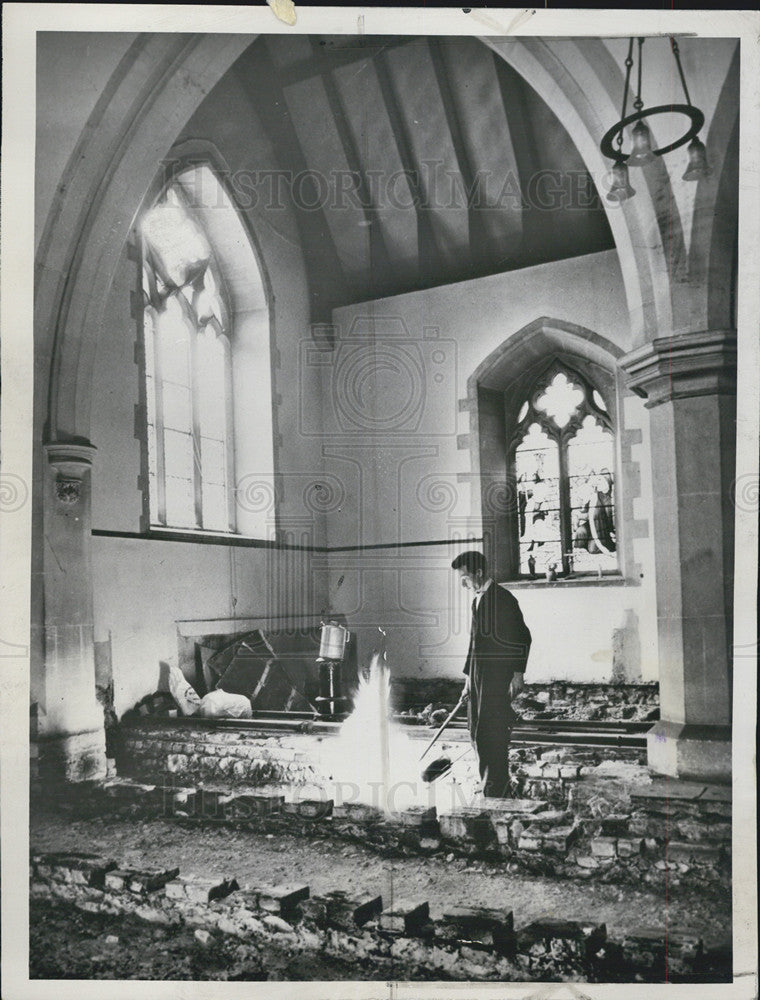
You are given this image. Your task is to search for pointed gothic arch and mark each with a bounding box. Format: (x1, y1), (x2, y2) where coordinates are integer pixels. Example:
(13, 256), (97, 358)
(465, 317), (629, 581)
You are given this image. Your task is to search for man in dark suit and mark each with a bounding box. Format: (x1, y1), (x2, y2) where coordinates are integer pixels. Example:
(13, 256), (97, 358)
(451, 551), (532, 798)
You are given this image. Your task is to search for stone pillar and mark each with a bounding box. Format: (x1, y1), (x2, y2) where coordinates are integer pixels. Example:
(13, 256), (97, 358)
(621, 331), (736, 783)
(37, 442), (106, 782)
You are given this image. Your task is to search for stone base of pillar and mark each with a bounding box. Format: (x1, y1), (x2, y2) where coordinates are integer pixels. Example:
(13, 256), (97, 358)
(646, 720), (731, 785)
(35, 728), (107, 783)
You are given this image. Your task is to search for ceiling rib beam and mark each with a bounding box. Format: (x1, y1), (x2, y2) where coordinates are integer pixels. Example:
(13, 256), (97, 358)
(373, 49), (444, 287)
(309, 38), (392, 297)
(275, 37), (417, 89)
(491, 52), (541, 260)
(236, 44), (348, 323)
(427, 38), (493, 273)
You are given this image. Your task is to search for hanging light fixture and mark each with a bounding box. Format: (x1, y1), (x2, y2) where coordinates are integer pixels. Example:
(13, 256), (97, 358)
(600, 36), (710, 201)
(607, 160), (636, 203)
(682, 136), (712, 181)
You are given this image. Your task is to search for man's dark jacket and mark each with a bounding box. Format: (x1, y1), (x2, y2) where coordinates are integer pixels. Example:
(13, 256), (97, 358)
(464, 582), (532, 794)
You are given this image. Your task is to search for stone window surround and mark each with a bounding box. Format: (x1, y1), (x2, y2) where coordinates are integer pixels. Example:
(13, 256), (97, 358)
(132, 147), (276, 542)
(462, 317), (648, 586)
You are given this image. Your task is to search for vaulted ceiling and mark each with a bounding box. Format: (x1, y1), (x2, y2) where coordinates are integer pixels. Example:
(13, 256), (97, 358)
(233, 35), (614, 320)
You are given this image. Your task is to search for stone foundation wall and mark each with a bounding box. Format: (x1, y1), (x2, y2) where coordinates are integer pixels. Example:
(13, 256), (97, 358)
(394, 680), (659, 721)
(29, 849), (730, 982)
(37, 767), (731, 897)
(117, 723), (328, 788)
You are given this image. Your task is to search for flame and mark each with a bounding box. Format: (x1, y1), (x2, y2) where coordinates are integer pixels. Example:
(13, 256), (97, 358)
(320, 650), (477, 817)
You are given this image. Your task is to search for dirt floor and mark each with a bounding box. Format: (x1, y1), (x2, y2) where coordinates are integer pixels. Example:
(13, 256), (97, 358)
(30, 807), (731, 942)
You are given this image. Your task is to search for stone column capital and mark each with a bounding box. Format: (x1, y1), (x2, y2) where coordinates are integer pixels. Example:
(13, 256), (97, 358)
(43, 442), (97, 507)
(43, 441), (97, 478)
(619, 329), (737, 408)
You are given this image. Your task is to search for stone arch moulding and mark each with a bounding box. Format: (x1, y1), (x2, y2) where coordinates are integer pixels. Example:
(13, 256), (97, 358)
(690, 45), (739, 335)
(132, 145), (279, 539)
(136, 138), (276, 318)
(35, 32), (257, 447)
(480, 36), (680, 348)
(464, 317), (636, 582)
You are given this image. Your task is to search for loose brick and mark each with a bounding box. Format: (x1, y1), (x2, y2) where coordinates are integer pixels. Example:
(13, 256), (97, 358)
(575, 855), (600, 870)
(559, 765), (580, 779)
(418, 835), (441, 851)
(197, 789), (234, 816)
(297, 897), (328, 928)
(332, 802), (384, 824)
(667, 926), (704, 959)
(517, 833), (542, 851)
(438, 809), (496, 849)
(667, 841), (722, 864)
(325, 891), (382, 930)
(630, 781), (704, 803)
(258, 883), (310, 914)
(165, 878), (188, 901)
(698, 800), (731, 818)
(263, 914), (296, 934)
(166, 876), (239, 904)
(591, 837), (617, 858)
(528, 810), (572, 830)
(541, 825), (578, 853)
(518, 915), (606, 958)
(104, 869), (131, 892)
(169, 788), (197, 815)
(524, 765), (546, 779)
(128, 867), (180, 894)
(676, 817), (731, 842)
(167, 754), (189, 773)
(616, 837), (644, 858)
(282, 798), (333, 820)
(621, 926), (667, 969)
(379, 899), (430, 934)
(439, 906), (515, 955)
(491, 817), (512, 847)
(398, 805), (437, 827)
(226, 792), (284, 820)
(36, 853), (117, 889)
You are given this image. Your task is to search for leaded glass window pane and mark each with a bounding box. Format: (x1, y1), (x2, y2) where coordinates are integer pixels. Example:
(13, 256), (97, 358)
(515, 423), (562, 574)
(567, 415), (616, 572)
(511, 365), (617, 577)
(534, 371), (585, 428)
(140, 174), (235, 533)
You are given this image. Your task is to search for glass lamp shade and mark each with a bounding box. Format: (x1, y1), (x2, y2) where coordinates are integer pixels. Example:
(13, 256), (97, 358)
(682, 136), (712, 181)
(606, 161), (636, 203)
(627, 120), (657, 167)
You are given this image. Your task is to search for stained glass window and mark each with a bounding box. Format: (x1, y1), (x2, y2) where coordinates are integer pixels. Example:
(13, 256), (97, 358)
(511, 366), (617, 577)
(140, 177), (234, 532)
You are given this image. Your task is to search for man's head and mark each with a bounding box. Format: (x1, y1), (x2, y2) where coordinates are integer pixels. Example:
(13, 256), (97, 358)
(451, 551), (489, 593)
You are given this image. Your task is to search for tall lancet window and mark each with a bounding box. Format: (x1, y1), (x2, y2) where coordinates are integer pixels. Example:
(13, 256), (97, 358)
(140, 182), (235, 533)
(513, 365), (617, 577)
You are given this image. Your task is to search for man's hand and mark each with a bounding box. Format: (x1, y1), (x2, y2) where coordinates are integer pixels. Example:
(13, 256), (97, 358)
(461, 676), (471, 704)
(509, 672), (525, 699)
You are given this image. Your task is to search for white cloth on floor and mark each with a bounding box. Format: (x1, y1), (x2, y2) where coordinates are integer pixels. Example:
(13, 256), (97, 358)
(199, 689), (253, 719)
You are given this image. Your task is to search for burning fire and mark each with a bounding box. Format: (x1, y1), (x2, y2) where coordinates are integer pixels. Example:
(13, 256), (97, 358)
(320, 650), (476, 818)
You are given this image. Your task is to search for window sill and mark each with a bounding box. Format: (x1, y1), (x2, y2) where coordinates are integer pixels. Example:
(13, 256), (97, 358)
(503, 574), (632, 590)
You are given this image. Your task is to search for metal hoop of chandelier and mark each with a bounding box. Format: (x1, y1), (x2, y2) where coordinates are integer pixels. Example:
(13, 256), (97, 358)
(600, 104), (705, 163)
(601, 36), (711, 202)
